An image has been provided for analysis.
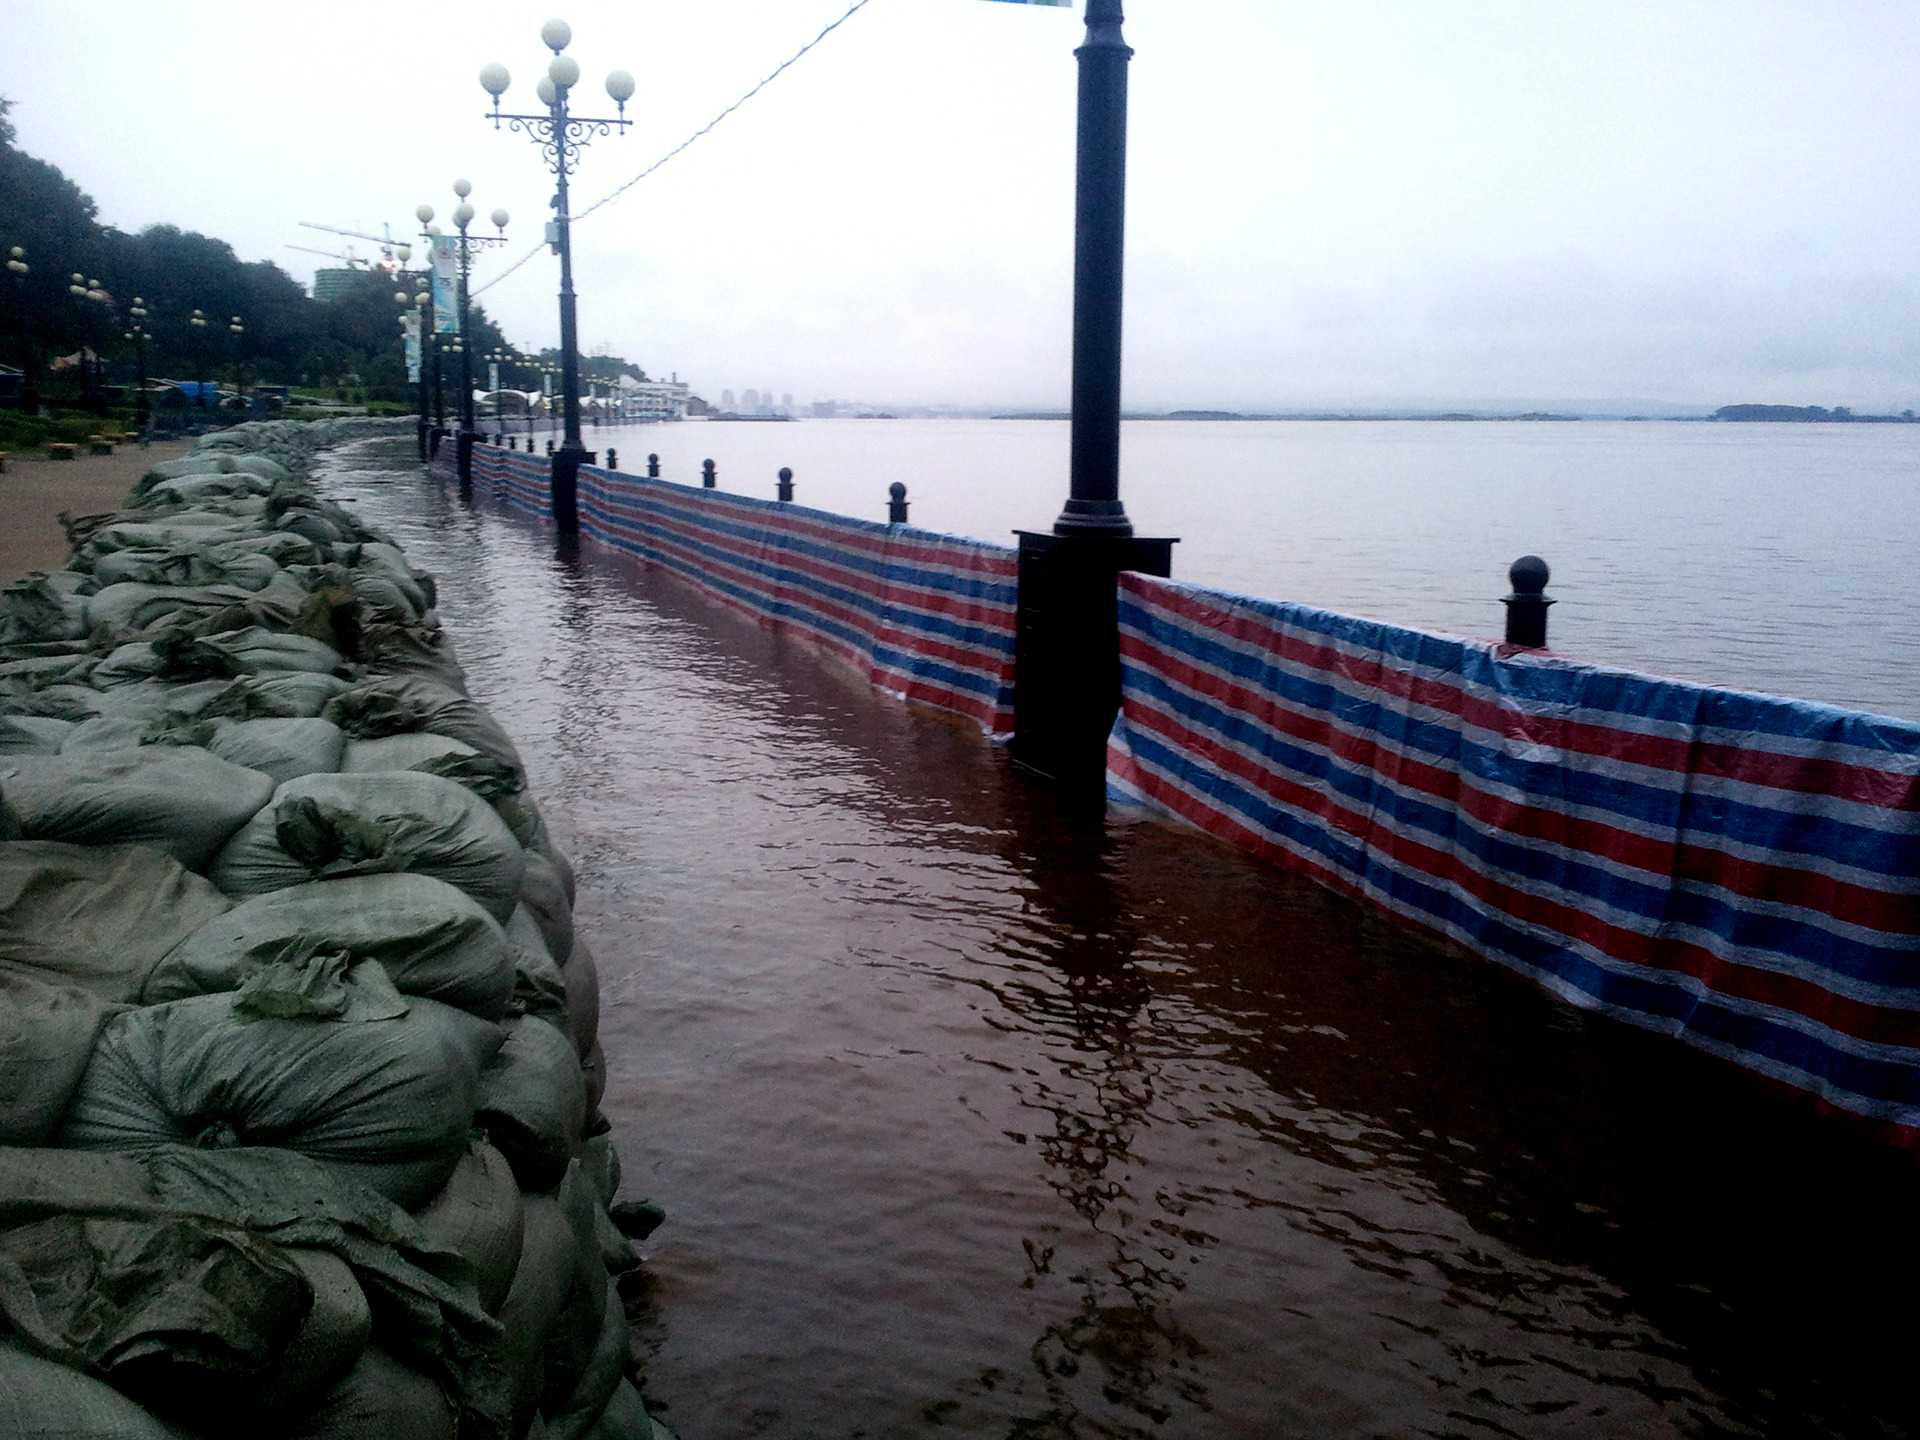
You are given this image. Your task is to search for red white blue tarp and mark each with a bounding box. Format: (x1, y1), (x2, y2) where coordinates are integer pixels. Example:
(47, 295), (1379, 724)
(471, 446), (553, 521)
(564, 466), (1018, 736)
(1108, 572), (1920, 1141)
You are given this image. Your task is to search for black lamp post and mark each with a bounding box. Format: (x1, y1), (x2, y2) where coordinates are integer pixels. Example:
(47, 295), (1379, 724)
(188, 309), (209, 413)
(480, 20), (634, 531)
(68, 273), (110, 414)
(6, 246), (37, 416)
(1011, 0), (1176, 801)
(227, 315), (247, 414)
(423, 182), (509, 483)
(124, 297), (151, 431)
(390, 245), (435, 460)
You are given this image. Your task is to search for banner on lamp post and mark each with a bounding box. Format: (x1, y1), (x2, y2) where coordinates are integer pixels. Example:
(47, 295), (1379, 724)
(488, 361), (500, 394)
(402, 313), (421, 383)
(430, 238), (460, 335)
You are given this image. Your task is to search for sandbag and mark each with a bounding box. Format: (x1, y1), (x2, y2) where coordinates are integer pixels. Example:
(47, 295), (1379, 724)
(200, 671), (353, 721)
(92, 546), (281, 593)
(0, 748), (274, 871)
(208, 771), (526, 922)
(584, 1379), (669, 1440)
(0, 1342), (202, 1439)
(476, 1016), (587, 1193)
(0, 842), (232, 1000)
(324, 675), (525, 774)
(0, 574), (90, 647)
(273, 1347), (456, 1440)
(89, 642), (171, 688)
(540, 1166), (611, 1420)
(0, 716), (73, 753)
(171, 626), (345, 679)
(519, 851), (575, 966)
(57, 961), (502, 1207)
(409, 1140), (525, 1316)
(563, 936), (600, 1062)
(146, 873), (517, 1021)
(359, 621), (468, 691)
(204, 717), (346, 786)
(493, 1196), (576, 1438)
(543, 1275), (628, 1440)
(507, 905), (572, 1035)
(341, 731), (479, 773)
(250, 1248), (372, 1415)
(0, 970), (114, 1144)
(582, 1039), (607, 1116)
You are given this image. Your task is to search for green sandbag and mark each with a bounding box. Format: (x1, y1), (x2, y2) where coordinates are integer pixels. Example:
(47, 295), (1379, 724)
(507, 904), (572, 1035)
(0, 716), (72, 753)
(208, 771), (526, 922)
(146, 873), (517, 1021)
(494, 1195), (576, 1438)
(1, 749), (273, 872)
(540, 1163), (611, 1419)
(341, 731), (478, 773)
(324, 675), (525, 773)
(0, 1343), (204, 1440)
(519, 851), (575, 966)
(476, 1016), (587, 1193)
(274, 1347), (456, 1440)
(145, 453), (237, 481)
(583, 1378), (671, 1440)
(562, 936), (600, 1062)
(201, 671), (354, 721)
(170, 625), (345, 679)
(0, 970), (115, 1144)
(92, 545), (282, 593)
(359, 620), (468, 691)
(57, 961), (503, 1207)
(0, 840), (232, 1001)
(410, 1139), (525, 1316)
(543, 1275), (628, 1440)
(249, 1248), (372, 1415)
(205, 717), (346, 785)
(0, 574), (90, 647)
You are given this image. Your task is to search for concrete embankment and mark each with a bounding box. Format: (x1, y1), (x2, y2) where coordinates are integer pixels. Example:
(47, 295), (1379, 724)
(0, 418), (669, 1439)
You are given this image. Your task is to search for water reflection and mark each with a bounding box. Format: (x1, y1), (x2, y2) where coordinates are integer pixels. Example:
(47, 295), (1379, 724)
(322, 439), (1918, 1440)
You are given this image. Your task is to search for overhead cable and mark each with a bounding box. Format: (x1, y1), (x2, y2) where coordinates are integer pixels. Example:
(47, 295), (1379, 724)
(472, 0), (879, 299)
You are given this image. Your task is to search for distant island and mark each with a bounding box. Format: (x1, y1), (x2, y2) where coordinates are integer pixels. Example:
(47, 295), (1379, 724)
(1714, 404), (1917, 423)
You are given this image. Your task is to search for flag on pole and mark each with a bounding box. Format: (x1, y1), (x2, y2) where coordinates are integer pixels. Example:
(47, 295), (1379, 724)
(430, 237), (460, 336)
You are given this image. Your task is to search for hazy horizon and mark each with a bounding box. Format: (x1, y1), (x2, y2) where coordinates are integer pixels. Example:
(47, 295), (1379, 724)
(7, 1), (1918, 413)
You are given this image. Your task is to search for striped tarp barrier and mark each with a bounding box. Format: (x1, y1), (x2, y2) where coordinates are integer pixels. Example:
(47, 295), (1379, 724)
(576, 465), (1017, 735)
(1108, 572), (1920, 1141)
(468, 445), (552, 521)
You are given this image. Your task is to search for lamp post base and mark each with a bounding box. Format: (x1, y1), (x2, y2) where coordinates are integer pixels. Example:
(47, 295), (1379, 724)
(456, 429), (477, 486)
(416, 417), (430, 462)
(551, 443), (597, 535)
(1011, 528), (1177, 805)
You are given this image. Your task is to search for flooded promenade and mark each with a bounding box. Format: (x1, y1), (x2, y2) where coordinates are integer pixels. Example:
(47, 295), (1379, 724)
(329, 438), (1916, 1439)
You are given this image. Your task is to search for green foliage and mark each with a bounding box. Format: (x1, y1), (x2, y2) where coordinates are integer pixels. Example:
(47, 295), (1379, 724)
(1, 100), (522, 407)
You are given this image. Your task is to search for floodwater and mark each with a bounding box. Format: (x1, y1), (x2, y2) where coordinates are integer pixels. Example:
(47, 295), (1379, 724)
(325, 437), (1918, 1439)
(560, 416), (1920, 721)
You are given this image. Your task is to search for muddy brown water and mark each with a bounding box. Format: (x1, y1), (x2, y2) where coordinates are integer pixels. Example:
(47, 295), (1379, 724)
(325, 439), (1916, 1439)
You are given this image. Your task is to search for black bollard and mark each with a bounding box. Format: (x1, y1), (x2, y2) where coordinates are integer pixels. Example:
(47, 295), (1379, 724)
(607, 448), (618, 472)
(647, 453), (660, 478)
(702, 458), (717, 489)
(508, 437), (517, 450)
(546, 439), (555, 457)
(1503, 555), (1554, 647)
(777, 467), (794, 503)
(888, 481), (909, 525)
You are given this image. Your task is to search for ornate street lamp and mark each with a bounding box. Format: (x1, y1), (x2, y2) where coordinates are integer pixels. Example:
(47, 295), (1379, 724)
(424, 181), (509, 482)
(6, 246), (37, 415)
(480, 18), (634, 528)
(68, 273), (110, 413)
(227, 315), (247, 414)
(393, 267), (434, 460)
(124, 297), (151, 430)
(188, 309), (209, 413)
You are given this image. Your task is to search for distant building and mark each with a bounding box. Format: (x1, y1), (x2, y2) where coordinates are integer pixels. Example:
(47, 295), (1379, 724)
(617, 375), (692, 421)
(312, 268), (361, 303)
(781, 393), (794, 416)
(811, 399), (839, 419)
(742, 388), (760, 414)
(720, 389), (736, 411)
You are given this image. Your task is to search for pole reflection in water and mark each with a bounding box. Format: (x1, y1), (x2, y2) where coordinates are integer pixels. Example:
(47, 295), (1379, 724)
(324, 437), (1918, 1440)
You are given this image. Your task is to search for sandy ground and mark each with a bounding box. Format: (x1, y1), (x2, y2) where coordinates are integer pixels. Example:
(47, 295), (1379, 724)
(0, 439), (193, 583)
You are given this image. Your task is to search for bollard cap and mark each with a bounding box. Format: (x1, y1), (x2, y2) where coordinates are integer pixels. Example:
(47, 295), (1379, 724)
(778, 467), (793, 481)
(889, 482), (907, 500)
(1507, 554), (1550, 597)
(648, 452), (659, 463)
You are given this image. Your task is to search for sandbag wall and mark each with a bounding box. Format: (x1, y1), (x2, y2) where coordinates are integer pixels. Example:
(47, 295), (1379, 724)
(0, 419), (670, 1440)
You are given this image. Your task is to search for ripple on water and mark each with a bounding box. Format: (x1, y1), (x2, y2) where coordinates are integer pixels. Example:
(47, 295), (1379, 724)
(323, 439), (1918, 1440)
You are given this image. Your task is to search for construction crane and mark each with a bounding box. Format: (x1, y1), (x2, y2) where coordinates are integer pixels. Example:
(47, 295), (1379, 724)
(297, 221), (410, 268)
(286, 244), (368, 268)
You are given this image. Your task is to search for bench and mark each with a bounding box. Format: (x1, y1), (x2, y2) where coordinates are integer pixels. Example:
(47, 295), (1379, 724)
(0, 452), (9, 474)
(46, 443), (77, 461)
(88, 436), (114, 455)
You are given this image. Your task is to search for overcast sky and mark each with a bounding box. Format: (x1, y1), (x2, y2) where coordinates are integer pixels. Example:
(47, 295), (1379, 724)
(7, 1), (1919, 411)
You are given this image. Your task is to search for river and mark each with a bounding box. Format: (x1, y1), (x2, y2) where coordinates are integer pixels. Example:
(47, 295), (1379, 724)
(326, 434), (1917, 1439)
(519, 416), (1920, 721)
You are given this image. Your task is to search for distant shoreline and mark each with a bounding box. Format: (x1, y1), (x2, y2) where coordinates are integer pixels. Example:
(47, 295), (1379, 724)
(981, 407), (1920, 424)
